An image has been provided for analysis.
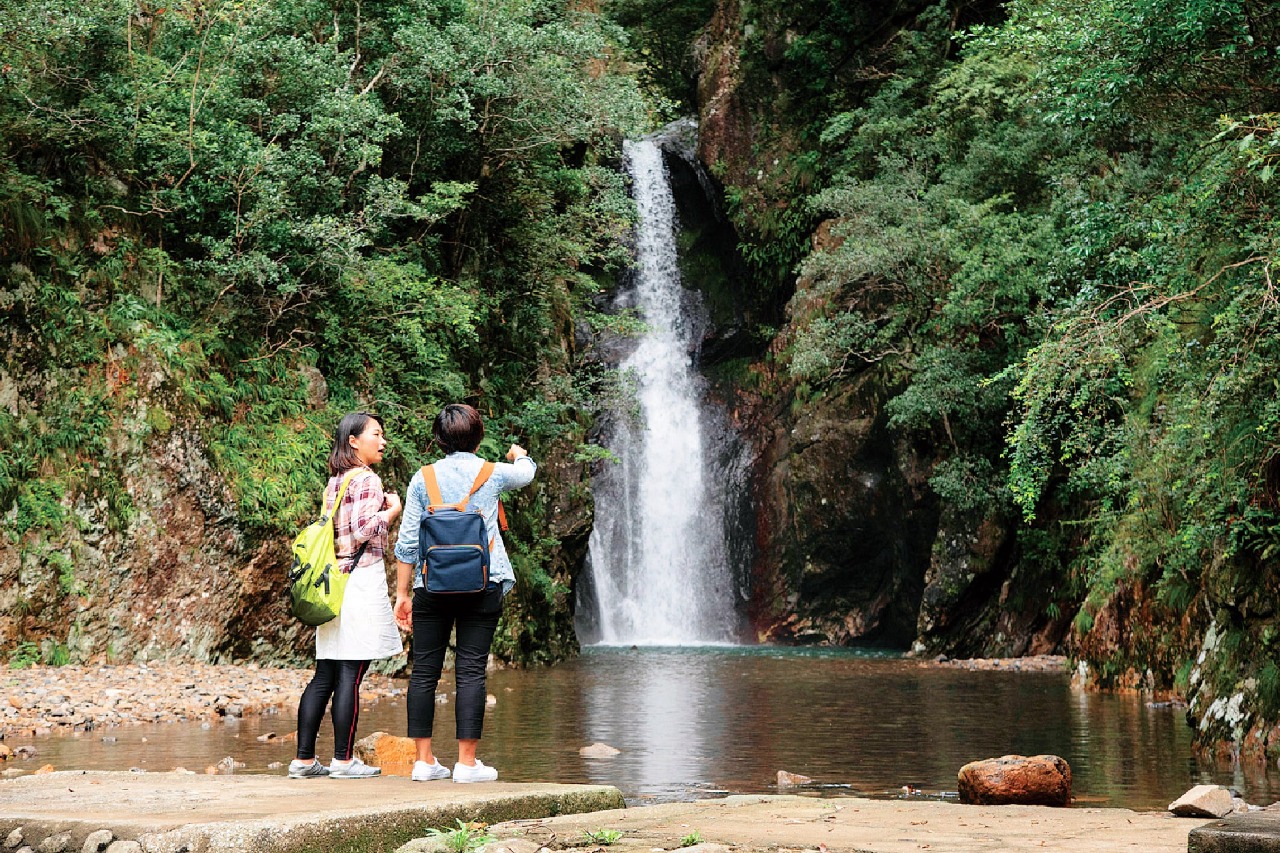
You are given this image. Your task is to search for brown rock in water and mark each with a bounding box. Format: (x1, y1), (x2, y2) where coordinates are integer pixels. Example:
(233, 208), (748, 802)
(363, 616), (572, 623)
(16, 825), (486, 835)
(354, 731), (416, 769)
(34, 764), (55, 775)
(579, 742), (621, 758)
(957, 755), (1071, 806)
(777, 770), (812, 786)
(1168, 784), (1235, 818)
(0, 744), (12, 760)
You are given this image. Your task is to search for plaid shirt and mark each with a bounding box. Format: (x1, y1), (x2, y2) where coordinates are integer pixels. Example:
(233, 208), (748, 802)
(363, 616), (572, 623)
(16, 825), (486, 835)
(325, 467), (388, 572)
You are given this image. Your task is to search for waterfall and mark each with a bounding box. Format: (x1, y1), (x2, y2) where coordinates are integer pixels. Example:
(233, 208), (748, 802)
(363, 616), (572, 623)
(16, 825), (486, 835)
(580, 136), (741, 646)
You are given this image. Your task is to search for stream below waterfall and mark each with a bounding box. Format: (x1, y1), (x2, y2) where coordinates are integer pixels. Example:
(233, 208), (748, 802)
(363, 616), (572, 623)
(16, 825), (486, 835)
(16, 647), (1279, 811)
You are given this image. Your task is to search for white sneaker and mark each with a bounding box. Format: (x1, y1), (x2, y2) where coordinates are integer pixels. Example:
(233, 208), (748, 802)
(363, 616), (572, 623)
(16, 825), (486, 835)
(328, 757), (381, 778)
(412, 759), (451, 781)
(452, 759), (498, 783)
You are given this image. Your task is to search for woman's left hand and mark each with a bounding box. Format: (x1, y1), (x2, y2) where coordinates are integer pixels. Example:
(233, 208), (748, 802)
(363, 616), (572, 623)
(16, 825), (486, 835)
(383, 492), (402, 522)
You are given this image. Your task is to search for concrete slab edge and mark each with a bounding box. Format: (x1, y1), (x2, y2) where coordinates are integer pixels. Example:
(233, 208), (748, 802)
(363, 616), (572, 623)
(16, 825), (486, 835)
(1187, 813), (1280, 853)
(0, 786), (626, 853)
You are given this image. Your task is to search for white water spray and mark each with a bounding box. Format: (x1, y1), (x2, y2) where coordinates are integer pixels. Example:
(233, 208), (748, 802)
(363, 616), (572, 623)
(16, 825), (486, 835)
(583, 137), (738, 645)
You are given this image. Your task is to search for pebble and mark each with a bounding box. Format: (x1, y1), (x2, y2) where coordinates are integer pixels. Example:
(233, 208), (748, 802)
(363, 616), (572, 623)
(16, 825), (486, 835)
(0, 663), (400, 739)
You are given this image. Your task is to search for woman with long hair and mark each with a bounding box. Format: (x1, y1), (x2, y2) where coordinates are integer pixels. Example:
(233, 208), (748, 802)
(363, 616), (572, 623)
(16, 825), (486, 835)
(289, 411), (403, 779)
(392, 403), (536, 783)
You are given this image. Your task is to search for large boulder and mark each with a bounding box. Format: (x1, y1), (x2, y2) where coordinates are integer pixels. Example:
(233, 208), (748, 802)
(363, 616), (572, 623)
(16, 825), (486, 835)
(957, 754), (1072, 806)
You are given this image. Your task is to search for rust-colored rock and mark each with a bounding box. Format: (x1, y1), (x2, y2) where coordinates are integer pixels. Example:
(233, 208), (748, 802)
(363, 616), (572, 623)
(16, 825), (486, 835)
(354, 731), (416, 770)
(776, 770), (812, 786)
(34, 763), (55, 775)
(957, 754), (1072, 806)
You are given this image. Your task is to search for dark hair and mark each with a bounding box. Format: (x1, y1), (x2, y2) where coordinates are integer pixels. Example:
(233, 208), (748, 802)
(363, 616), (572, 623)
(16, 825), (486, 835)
(328, 411), (384, 475)
(433, 403), (484, 455)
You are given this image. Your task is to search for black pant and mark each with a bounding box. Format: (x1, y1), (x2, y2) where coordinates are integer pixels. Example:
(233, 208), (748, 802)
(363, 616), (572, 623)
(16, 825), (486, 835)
(296, 659), (369, 761)
(407, 586), (502, 741)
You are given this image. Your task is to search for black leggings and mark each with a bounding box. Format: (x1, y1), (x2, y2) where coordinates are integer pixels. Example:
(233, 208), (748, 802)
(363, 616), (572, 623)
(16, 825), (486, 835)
(296, 659), (370, 761)
(407, 586), (502, 741)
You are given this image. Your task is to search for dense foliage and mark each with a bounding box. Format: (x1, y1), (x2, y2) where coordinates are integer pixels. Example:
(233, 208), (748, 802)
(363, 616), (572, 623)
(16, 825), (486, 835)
(7, 0), (1280, 754)
(0, 0), (646, 664)
(712, 0), (1280, 746)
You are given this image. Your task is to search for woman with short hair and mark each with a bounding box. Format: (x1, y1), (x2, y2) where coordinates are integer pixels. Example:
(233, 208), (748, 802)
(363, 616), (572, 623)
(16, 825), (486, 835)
(289, 411), (403, 779)
(393, 403), (536, 783)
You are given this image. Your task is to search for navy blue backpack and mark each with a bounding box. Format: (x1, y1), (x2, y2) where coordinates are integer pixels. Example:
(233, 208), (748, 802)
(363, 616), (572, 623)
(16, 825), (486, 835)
(418, 461), (498, 593)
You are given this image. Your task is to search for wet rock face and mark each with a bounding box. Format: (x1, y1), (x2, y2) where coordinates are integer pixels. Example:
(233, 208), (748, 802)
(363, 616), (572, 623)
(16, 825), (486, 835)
(749, 379), (937, 646)
(0, 425), (308, 667)
(957, 754), (1072, 807)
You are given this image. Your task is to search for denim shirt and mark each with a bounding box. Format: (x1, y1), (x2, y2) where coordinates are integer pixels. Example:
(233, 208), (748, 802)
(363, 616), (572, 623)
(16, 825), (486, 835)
(394, 452), (537, 594)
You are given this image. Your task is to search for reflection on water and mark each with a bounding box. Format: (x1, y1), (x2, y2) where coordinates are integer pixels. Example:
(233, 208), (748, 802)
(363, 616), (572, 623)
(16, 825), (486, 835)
(12, 647), (1276, 810)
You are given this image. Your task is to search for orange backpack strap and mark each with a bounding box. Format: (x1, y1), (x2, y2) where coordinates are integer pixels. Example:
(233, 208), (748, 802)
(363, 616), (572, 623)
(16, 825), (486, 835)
(460, 461), (496, 510)
(421, 464), (445, 507)
(497, 499), (509, 532)
(423, 461), (495, 511)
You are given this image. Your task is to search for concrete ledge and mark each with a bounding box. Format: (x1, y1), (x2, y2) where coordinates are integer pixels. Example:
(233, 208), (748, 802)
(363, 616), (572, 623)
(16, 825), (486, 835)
(491, 794), (1212, 853)
(0, 771), (624, 853)
(1189, 812), (1280, 853)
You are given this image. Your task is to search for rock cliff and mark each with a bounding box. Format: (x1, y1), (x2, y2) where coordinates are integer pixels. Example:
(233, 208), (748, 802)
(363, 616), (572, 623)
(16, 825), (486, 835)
(686, 0), (1072, 656)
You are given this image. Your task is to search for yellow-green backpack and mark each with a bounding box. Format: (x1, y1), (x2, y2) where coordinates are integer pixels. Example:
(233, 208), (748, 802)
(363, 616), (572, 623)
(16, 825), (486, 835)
(288, 469), (365, 626)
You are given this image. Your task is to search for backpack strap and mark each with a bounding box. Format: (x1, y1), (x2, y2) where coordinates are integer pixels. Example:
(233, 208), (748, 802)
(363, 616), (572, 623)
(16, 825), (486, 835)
(421, 464), (445, 507)
(465, 461), (496, 509)
(323, 469), (363, 522)
(497, 500), (509, 532)
(421, 461), (496, 512)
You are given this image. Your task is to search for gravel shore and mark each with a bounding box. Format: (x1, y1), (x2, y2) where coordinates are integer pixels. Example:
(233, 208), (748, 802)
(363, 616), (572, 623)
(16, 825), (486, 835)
(0, 663), (402, 740)
(929, 654), (1070, 673)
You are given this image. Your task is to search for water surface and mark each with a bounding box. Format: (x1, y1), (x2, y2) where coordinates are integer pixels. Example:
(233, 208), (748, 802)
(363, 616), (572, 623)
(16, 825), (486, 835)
(16, 647), (1275, 810)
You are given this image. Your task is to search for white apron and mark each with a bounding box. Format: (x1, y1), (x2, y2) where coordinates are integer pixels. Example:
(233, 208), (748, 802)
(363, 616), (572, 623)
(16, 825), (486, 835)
(315, 558), (403, 660)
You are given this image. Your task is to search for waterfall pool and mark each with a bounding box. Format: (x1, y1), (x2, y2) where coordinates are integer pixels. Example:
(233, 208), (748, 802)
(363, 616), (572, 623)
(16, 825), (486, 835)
(13, 646), (1274, 811)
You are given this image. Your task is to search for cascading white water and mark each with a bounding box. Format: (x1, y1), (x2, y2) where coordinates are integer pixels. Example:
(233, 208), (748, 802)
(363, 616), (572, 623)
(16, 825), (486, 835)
(583, 137), (738, 646)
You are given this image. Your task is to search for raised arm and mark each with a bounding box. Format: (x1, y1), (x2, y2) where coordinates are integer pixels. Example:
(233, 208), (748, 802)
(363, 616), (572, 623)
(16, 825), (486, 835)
(497, 444), (537, 492)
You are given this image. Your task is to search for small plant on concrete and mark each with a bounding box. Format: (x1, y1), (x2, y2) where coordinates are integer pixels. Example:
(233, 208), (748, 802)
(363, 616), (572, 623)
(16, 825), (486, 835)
(582, 828), (624, 845)
(424, 819), (495, 853)
(679, 830), (703, 847)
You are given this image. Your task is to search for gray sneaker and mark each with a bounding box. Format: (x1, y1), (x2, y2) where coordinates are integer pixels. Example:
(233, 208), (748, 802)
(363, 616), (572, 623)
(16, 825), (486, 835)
(328, 757), (381, 778)
(288, 759), (330, 779)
